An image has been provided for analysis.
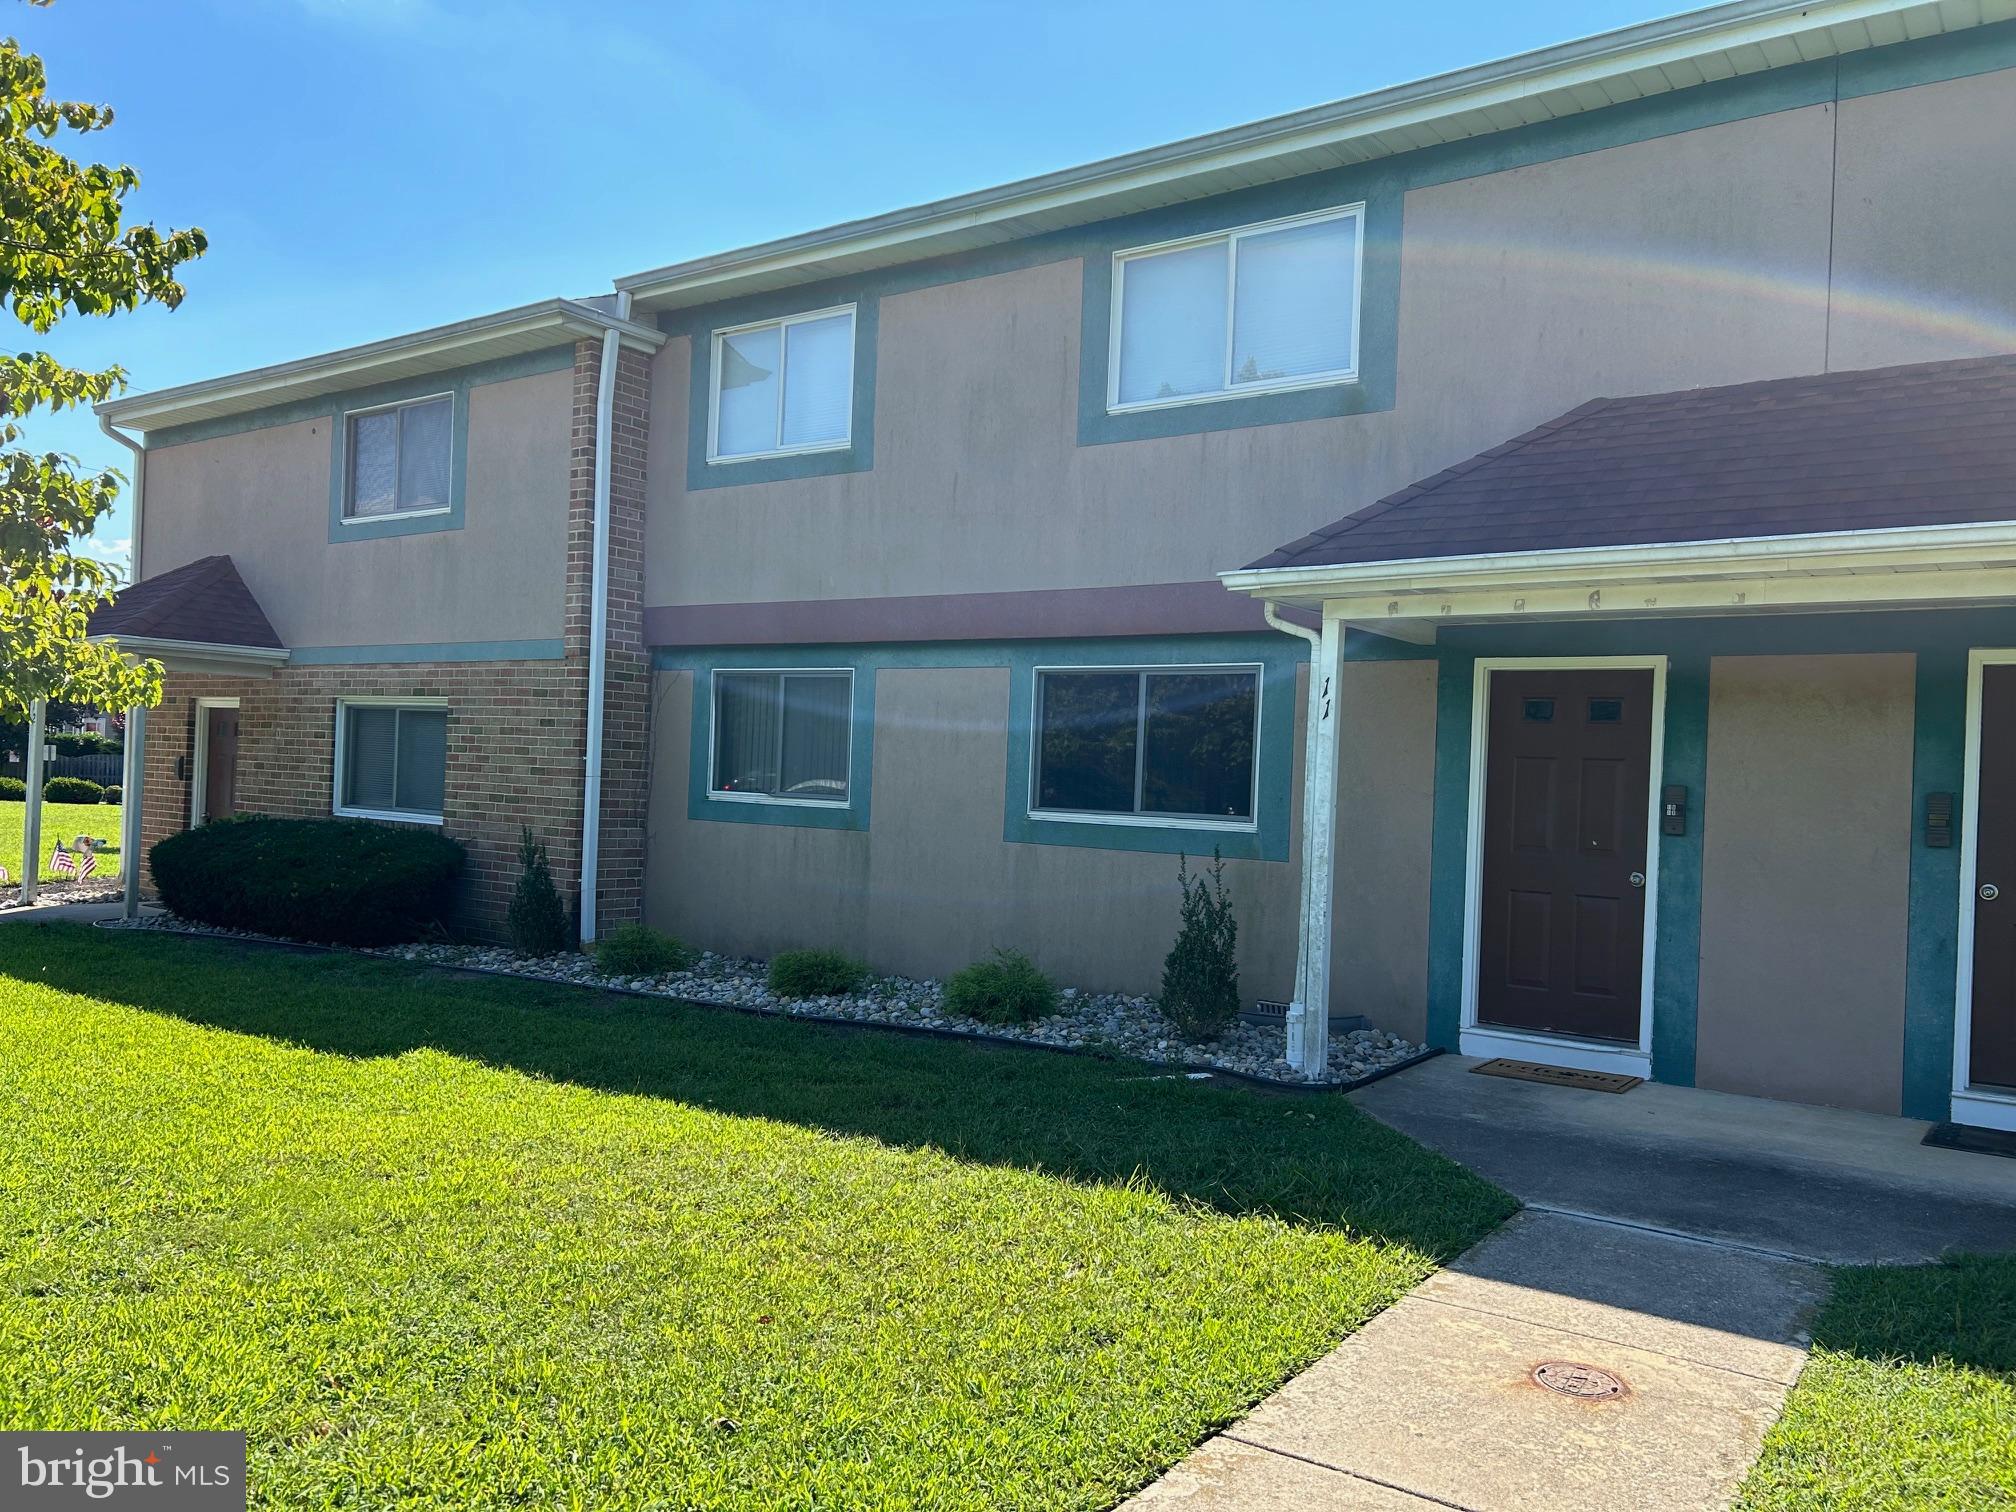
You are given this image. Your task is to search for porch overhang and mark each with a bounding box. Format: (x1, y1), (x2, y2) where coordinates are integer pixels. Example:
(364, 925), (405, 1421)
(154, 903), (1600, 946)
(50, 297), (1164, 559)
(1222, 520), (2016, 639)
(86, 634), (291, 679)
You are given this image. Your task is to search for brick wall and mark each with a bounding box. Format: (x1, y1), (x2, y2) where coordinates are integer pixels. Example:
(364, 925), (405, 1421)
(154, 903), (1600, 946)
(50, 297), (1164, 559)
(137, 335), (654, 943)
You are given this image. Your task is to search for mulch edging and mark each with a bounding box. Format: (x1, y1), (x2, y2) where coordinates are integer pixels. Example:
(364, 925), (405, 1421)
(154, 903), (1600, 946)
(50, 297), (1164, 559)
(89, 918), (1445, 1094)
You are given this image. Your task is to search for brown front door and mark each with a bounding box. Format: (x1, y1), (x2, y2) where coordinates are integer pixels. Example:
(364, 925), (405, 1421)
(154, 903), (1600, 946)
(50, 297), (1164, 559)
(1969, 665), (2016, 1090)
(201, 705), (239, 825)
(1478, 668), (1654, 1043)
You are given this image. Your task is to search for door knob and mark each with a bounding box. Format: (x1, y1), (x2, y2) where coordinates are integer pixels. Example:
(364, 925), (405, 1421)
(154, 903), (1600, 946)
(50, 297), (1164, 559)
(1629, 871), (1646, 888)
(1983, 883), (2001, 901)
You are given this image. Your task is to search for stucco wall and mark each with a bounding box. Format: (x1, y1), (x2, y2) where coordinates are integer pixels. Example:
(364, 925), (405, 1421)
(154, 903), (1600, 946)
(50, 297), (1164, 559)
(643, 65), (2016, 616)
(644, 657), (1438, 1022)
(143, 366), (572, 650)
(1695, 653), (1916, 1115)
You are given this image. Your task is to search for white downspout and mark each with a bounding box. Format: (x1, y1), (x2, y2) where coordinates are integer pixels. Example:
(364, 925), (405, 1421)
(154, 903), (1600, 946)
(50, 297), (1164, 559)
(1263, 600), (1343, 1080)
(578, 292), (632, 945)
(20, 700), (46, 906)
(97, 415), (146, 582)
(98, 415), (149, 920)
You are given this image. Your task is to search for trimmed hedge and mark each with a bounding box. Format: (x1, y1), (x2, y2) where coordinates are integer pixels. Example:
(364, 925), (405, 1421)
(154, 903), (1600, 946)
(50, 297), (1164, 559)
(51, 732), (120, 756)
(43, 776), (103, 804)
(151, 816), (465, 946)
(101, 785), (122, 804)
(945, 948), (1058, 1026)
(0, 777), (22, 801)
(767, 948), (869, 999)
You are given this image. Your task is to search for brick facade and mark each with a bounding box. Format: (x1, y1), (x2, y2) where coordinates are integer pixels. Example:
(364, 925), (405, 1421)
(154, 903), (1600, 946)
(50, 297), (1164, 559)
(137, 336), (653, 943)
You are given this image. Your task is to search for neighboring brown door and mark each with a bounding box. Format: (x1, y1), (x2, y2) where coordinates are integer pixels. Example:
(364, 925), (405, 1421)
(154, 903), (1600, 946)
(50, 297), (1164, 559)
(1969, 666), (2016, 1090)
(202, 706), (239, 825)
(1477, 669), (1654, 1043)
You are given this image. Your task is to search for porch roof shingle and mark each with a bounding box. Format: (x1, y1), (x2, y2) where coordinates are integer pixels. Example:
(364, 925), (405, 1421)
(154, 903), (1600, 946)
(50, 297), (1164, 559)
(1247, 353), (2016, 572)
(87, 554), (284, 650)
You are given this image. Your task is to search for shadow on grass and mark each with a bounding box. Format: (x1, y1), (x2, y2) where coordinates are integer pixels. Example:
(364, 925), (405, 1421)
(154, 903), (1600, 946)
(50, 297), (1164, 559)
(6, 924), (1512, 1257)
(1809, 1253), (2016, 1374)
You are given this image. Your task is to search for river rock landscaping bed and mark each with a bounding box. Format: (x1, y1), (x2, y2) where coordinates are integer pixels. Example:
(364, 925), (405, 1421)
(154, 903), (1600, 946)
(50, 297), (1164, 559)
(106, 913), (1429, 1086)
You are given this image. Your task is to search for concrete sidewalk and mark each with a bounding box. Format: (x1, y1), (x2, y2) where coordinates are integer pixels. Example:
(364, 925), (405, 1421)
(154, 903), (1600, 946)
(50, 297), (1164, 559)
(1128, 1055), (2016, 1509)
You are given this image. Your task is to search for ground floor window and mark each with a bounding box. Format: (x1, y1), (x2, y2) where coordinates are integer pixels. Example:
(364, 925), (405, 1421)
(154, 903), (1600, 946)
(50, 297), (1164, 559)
(334, 700), (447, 822)
(1032, 664), (1259, 823)
(710, 670), (853, 803)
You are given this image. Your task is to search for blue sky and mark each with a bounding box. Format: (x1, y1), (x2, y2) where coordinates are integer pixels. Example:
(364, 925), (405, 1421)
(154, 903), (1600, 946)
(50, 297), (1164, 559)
(17, 0), (1658, 567)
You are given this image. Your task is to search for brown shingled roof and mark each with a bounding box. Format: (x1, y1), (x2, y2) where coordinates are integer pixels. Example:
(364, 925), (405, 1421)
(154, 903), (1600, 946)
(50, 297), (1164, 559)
(1247, 353), (2016, 572)
(87, 555), (283, 650)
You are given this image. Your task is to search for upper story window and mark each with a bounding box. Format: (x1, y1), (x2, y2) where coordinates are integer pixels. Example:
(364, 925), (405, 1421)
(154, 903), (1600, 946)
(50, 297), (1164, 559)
(1031, 665), (1260, 826)
(710, 670), (853, 804)
(1109, 205), (1362, 413)
(343, 394), (453, 520)
(708, 305), (856, 462)
(334, 699), (447, 824)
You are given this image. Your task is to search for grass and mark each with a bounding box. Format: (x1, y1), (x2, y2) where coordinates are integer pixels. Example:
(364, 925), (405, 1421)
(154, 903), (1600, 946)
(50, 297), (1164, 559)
(1739, 1254), (2016, 1510)
(0, 800), (121, 882)
(0, 925), (1511, 1510)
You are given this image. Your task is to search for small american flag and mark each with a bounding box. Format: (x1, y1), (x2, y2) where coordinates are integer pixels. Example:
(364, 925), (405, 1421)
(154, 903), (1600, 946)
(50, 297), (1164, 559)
(50, 840), (97, 880)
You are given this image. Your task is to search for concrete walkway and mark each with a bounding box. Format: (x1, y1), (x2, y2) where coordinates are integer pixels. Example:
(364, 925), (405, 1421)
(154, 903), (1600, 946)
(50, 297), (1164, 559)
(1129, 1055), (2016, 1510)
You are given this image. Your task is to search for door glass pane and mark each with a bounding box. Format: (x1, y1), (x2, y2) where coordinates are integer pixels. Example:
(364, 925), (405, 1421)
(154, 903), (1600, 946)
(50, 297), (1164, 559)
(1231, 215), (1356, 385)
(1036, 672), (1140, 813)
(778, 674), (851, 801)
(1141, 672), (1257, 819)
(1115, 240), (1229, 405)
(780, 312), (853, 449)
(714, 326), (781, 457)
(397, 398), (452, 511)
(347, 411), (398, 517)
(394, 708), (447, 815)
(713, 673), (782, 794)
(344, 706), (398, 810)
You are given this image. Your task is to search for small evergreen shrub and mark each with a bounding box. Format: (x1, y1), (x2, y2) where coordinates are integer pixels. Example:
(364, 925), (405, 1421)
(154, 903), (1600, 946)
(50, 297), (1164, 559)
(944, 948), (1058, 1025)
(767, 948), (869, 999)
(101, 785), (122, 804)
(506, 827), (573, 957)
(150, 815), (464, 945)
(44, 776), (103, 804)
(1159, 849), (1242, 1041)
(0, 776), (22, 801)
(596, 922), (697, 976)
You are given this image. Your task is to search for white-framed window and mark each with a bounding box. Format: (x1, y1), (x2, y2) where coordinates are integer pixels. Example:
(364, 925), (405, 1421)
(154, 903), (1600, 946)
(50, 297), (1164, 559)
(342, 394), (453, 520)
(707, 305), (856, 462)
(1108, 204), (1363, 413)
(333, 698), (448, 824)
(1030, 664), (1260, 827)
(709, 670), (853, 804)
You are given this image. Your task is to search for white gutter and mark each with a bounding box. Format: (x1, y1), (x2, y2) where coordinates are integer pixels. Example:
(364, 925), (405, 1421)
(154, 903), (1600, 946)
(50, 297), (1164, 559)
(1262, 602), (1323, 1072)
(97, 415), (146, 583)
(578, 291), (633, 946)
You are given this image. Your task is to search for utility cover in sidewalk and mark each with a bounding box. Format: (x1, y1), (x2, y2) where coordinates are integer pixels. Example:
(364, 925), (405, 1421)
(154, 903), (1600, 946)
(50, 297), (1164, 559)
(1532, 1361), (1627, 1400)
(1474, 1058), (1641, 1093)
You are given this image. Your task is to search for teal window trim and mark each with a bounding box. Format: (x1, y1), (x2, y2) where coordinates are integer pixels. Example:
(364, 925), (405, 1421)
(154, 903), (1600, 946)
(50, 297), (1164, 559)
(672, 291), (879, 491)
(1079, 192), (1398, 446)
(328, 383), (467, 543)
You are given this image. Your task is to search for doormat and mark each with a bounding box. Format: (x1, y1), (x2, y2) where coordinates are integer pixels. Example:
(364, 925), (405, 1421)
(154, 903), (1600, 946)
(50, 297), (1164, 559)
(1472, 1058), (1641, 1094)
(1923, 1121), (2016, 1159)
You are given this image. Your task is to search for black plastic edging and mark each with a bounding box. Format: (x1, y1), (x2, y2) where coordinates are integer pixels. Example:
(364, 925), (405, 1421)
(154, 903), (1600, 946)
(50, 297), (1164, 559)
(90, 919), (1445, 1094)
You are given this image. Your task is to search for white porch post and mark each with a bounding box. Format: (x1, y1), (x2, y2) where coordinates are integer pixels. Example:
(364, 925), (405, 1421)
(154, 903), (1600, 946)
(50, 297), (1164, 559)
(20, 699), (46, 905)
(120, 704), (146, 919)
(1289, 614), (1345, 1078)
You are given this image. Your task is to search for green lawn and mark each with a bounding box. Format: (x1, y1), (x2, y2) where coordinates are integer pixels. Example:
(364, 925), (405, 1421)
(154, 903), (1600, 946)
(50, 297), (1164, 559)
(1739, 1254), (2016, 1510)
(0, 800), (122, 883)
(0, 925), (1511, 1510)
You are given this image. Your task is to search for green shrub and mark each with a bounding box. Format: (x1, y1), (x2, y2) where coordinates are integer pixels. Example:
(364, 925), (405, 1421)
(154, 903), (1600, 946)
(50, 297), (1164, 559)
(1159, 850), (1241, 1041)
(0, 776), (22, 801)
(944, 948), (1059, 1025)
(596, 922), (697, 976)
(150, 815), (465, 946)
(50, 731), (120, 756)
(506, 827), (573, 957)
(101, 785), (121, 804)
(43, 776), (103, 804)
(767, 948), (869, 999)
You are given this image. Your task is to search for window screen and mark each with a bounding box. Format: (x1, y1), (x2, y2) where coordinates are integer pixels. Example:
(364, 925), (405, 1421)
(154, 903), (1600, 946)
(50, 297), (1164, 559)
(1034, 668), (1258, 821)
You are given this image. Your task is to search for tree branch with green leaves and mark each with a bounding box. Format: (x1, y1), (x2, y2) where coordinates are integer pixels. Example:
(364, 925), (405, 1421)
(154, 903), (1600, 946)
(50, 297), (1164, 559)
(0, 1), (205, 720)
